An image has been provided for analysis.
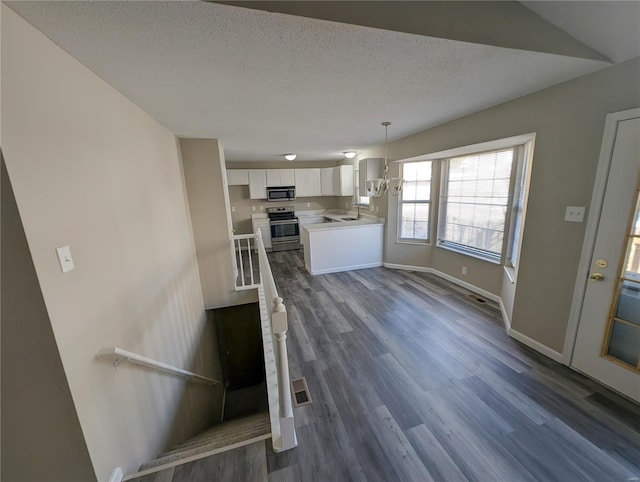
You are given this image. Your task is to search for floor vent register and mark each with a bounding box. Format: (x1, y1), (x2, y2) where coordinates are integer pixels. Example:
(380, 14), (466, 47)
(467, 294), (487, 304)
(291, 377), (312, 407)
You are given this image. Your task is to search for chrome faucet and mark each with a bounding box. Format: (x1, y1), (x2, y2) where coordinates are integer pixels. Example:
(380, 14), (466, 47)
(351, 201), (361, 219)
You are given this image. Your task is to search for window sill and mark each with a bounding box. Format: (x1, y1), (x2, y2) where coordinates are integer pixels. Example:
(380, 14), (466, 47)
(396, 239), (430, 246)
(436, 242), (501, 265)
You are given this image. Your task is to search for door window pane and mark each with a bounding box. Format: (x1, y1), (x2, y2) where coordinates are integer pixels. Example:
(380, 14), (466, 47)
(603, 189), (640, 371)
(614, 280), (640, 326)
(607, 321), (640, 368)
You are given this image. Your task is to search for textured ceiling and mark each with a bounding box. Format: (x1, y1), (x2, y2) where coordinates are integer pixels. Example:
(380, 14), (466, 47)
(6, 1), (615, 161)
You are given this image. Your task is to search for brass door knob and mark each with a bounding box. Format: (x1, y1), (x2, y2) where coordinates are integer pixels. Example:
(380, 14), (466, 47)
(589, 272), (605, 281)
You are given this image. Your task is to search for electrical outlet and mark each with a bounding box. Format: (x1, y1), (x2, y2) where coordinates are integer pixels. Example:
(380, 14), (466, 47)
(252, 205), (256, 212)
(307, 202), (311, 208)
(564, 206), (585, 222)
(231, 206), (236, 212)
(462, 266), (468, 276)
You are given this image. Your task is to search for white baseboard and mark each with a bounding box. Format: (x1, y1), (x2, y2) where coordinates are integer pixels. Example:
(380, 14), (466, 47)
(382, 262), (564, 362)
(109, 467), (123, 482)
(508, 328), (563, 363)
(383, 262), (500, 303)
(311, 262), (382, 275)
(383, 262), (432, 273)
(430, 267), (501, 304)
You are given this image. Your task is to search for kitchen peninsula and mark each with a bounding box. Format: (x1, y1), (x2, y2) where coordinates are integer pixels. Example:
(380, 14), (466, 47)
(301, 215), (384, 275)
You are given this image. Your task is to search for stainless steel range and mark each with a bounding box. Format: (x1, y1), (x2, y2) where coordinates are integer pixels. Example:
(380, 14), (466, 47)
(267, 206), (300, 251)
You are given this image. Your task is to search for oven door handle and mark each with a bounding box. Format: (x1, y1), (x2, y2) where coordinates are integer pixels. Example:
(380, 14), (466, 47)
(270, 219), (298, 226)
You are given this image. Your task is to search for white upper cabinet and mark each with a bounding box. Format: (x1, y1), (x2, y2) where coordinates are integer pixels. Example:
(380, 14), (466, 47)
(321, 167), (335, 196)
(227, 169), (249, 186)
(266, 169), (295, 187)
(333, 165), (354, 196)
(295, 168), (321, 197)
(358, 158), (382, 196)
(244, 167), (351, 199)
(249, 170), (267, 199)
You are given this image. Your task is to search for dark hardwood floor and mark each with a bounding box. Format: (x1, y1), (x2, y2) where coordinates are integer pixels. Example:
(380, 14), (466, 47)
(165, 249), (640, 481)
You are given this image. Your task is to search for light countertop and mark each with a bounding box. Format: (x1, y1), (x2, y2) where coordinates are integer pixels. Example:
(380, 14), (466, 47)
(302, 217), (383, 232)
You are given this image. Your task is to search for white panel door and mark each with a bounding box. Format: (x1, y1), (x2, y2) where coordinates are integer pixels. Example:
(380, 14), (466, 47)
(572, 112), (640, 402)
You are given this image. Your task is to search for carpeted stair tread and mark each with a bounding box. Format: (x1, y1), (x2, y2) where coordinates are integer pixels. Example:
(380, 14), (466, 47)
(169, 412), (269, 451)
(139, 412), (271, 471)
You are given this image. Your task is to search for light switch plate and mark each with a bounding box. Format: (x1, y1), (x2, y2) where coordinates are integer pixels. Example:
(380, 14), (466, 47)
(56, 245), (75, 273)
(565, 206), (585, 222)
(231, 206), (236, 212)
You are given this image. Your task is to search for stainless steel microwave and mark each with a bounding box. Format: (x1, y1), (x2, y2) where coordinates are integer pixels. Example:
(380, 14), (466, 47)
(267, 186), (295, 201)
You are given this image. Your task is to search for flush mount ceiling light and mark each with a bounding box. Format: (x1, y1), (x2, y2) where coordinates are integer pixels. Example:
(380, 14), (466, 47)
(343, 151), (357, 159)
(366, 122), (404, 197)
(284, 153), (296, 161)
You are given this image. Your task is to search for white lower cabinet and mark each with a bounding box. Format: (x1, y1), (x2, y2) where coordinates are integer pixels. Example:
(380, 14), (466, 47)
(251, 218), (272, 250)
(298, 215), (324, 246)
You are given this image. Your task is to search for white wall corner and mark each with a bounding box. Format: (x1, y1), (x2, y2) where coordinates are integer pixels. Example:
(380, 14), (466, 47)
(497, 298), (511, 332)
(508, 328), (564, 363)
(108, 467), (123, 482)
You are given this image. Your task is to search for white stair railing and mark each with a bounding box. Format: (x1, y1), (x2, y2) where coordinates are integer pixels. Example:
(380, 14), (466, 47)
(231, 234), (260, 290)
(230, 230), (297, 452)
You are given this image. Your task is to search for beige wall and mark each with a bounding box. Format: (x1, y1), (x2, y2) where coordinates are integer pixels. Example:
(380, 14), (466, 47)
(2, 7), (224, 479)
(180, 139), (255, 307)
(1, 158), (97, 482)
(365, 57), (640, 353)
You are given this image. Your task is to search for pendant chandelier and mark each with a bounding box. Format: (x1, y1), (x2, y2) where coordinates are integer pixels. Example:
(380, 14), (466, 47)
(366, 121), (404, 197)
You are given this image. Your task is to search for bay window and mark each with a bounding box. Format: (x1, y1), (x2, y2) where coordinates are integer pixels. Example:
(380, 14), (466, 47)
(395, 134), (534, 266)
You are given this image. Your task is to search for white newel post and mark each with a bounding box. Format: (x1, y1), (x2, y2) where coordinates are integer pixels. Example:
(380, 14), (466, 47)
(256, 228), (263, 253)
(271, 297), (297, 451)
